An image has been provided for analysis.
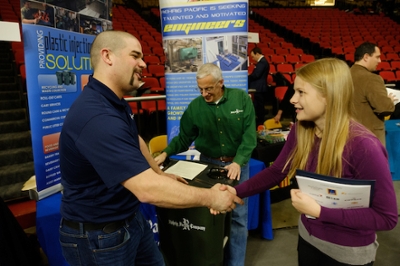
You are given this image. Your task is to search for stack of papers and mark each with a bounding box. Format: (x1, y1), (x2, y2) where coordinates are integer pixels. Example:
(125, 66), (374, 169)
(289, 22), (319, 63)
(296, 170), (375, 210)
(164, 161), (207, 180)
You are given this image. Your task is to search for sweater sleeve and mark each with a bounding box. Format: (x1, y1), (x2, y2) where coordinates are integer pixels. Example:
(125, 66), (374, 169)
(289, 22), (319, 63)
(318, 136), (398, 231)
(235, 125), (297, 198)
(232, 91), (257, 166)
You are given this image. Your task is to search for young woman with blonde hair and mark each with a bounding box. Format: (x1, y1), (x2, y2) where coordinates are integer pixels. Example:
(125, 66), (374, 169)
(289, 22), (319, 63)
(234, 58), (398, 266)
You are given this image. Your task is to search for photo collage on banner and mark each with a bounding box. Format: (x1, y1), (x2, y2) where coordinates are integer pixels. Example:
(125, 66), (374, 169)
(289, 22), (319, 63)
(159, 0), (249, 144)
(20, 0), (112, 198)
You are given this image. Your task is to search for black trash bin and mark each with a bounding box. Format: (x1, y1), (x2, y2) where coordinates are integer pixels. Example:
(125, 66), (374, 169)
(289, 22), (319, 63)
(157, 160), (236, 266)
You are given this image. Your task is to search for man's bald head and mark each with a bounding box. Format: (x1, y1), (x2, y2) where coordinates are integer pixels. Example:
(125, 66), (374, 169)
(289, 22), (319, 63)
(90, 31), (139, 69)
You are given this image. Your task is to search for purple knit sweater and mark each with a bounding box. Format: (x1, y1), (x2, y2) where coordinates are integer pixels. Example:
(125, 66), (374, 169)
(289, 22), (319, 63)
(236, 121), (398, 247)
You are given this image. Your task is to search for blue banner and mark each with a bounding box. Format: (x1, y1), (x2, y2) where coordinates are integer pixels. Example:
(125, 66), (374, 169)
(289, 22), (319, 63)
(159, 0), (249, 142)
(23, 25), (94, 193)
(20, 0), (112, 198)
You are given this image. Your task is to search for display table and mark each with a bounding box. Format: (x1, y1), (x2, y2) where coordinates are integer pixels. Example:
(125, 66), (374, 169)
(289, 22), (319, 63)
(247, 158), (273, 240)
(251, 139), (285, 168)
(385, 120), (400, 180)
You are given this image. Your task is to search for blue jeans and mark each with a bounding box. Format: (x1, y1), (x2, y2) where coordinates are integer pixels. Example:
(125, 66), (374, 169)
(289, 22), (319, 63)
(200, 155), (249, 266)
(59, 212), (165, 266)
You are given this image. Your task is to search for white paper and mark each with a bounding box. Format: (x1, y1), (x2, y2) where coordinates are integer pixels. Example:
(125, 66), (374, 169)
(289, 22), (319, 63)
(387, 87), (400, 104)
(296, 175), (372, 210)
(0, 21), (21, 42)
(164, 161), (207, 180)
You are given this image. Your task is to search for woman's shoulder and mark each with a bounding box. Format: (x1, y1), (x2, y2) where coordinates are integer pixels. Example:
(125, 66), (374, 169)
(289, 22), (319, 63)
(348, 120), (384, 149)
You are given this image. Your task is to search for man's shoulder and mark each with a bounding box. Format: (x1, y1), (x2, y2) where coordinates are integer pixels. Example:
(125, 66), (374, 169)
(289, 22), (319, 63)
(351, 64), (379, 80)
(226, 87), (248, 95)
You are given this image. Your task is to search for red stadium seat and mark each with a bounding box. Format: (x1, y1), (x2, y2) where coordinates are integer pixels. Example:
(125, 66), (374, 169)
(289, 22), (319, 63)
(144, 55), (161, 65)
(377, 62), (392, 71)
(379, 71), (397, 83)
(277, 63), (295, 74)
(148, 65), (165, 77)
(270, 55), (286, 64)
(301, 54), (315, 63)
(285, 55), (300, 64)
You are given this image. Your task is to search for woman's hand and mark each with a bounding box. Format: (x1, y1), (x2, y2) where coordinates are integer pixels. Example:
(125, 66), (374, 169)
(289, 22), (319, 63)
(291, 189), (321, 218)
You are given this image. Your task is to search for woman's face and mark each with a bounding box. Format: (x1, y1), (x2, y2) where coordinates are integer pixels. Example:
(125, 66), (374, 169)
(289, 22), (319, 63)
(291, 76), (327, 127)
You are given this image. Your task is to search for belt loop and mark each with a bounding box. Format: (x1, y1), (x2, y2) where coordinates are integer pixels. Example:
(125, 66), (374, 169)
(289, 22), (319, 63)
(79, 222), (84, 234)
(124, 217), (129, 228)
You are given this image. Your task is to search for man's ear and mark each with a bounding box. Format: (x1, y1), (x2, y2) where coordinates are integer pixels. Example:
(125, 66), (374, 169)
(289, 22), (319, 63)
(100, 48), (112, 65)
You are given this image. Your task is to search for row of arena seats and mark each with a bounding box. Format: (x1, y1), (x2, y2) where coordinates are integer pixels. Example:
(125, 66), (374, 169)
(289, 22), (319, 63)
(251, 7), (400, 86)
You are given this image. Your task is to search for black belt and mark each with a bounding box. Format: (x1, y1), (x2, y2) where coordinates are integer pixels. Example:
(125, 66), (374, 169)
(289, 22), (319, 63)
(63, 213), (136, 234)
(202, 155), (235, 163)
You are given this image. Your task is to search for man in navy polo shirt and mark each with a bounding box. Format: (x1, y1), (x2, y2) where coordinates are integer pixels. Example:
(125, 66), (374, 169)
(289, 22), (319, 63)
(59, 31), (243, 266)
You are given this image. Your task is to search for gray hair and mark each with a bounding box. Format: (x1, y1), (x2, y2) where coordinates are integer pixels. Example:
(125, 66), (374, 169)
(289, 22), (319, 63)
(196, 63), (222, 81)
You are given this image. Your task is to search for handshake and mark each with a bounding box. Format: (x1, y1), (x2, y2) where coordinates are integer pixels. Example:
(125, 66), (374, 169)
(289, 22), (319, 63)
(209, 183), (243, 215)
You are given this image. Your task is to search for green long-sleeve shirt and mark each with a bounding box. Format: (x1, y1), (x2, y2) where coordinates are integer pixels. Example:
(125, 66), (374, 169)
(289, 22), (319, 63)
(164, 87), (257, 166)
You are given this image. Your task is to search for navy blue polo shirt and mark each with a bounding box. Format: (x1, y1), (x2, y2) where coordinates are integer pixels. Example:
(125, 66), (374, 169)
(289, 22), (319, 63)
(60, 76), (149, 223)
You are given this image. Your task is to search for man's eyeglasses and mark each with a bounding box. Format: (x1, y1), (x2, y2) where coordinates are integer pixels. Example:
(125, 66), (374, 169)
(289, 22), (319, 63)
(197, 80), (220, 94)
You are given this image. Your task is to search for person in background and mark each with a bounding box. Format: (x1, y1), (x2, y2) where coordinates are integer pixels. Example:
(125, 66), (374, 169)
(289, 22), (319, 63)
(225, 58), (398, 266)
(273, 84), (296, 124)
(249, 47), (270, 126)
(155, 63), (257, 266)
(350, 42), (396, 146)
(58, 31), (243, 266)
(21, 0), (39, 24)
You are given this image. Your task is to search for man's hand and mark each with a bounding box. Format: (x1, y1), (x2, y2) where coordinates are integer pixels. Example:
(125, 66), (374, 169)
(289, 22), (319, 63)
(154, 152), (167, 165)
(388, 93), (398, 103)
(209, 183), (243, 215)
(161, 172), (188, 185)
(224, 162), (241, 180)
(274, 110), (283, 123)
(290, 189), (321, 218)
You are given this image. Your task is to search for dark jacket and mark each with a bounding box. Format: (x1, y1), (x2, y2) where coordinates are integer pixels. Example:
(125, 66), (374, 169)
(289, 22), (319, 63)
(248, 56), (269, 92)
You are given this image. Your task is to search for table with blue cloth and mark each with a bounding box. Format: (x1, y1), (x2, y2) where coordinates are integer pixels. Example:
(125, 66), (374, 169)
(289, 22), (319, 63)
(36, 192), (69, 266)
(247, 158), (273, 239)
(385, 120), (400, 181)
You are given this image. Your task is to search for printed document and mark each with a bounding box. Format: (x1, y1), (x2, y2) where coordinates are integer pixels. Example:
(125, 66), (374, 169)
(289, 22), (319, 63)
(296, 170), (375, 211)
(164, 160), (208, 180)
(387, 87), (400, 104)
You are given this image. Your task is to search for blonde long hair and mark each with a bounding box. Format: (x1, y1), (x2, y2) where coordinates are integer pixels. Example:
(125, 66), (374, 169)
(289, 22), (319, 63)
(285, 58), (354, 178)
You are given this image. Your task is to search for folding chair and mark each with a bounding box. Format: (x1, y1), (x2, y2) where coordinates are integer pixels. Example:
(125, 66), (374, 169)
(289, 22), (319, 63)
(148, 135), (167, 156)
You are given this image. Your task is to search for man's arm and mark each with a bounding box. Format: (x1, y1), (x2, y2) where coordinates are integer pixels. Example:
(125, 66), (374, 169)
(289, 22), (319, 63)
(366, 77), (395, 116)
(232, 93), (257, 166)
(139, 136), (188, 184)
(225, 93), (257, 180)
(248, 57), (269, 82)
(139, 136), (163, 174)
(121, 168), (243, 211)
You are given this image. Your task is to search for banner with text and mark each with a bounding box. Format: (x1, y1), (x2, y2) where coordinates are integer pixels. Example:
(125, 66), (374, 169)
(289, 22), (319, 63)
(159, 0), (249, 143)
(20, 0), (112, 198)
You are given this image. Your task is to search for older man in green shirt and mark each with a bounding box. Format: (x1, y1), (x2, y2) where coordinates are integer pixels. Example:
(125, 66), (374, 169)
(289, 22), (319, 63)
(155, 63), (256, 266)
